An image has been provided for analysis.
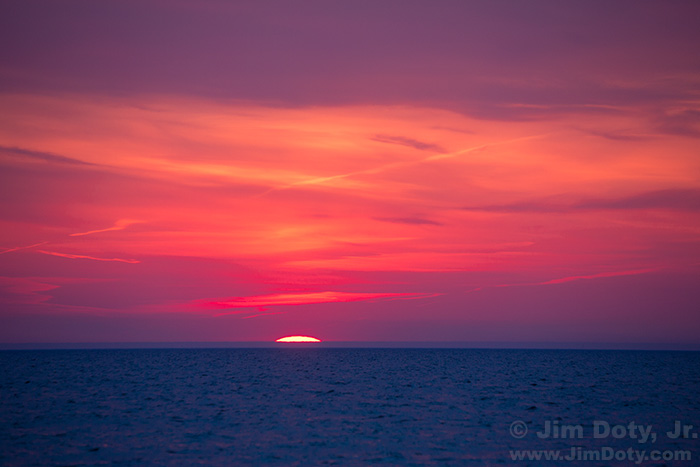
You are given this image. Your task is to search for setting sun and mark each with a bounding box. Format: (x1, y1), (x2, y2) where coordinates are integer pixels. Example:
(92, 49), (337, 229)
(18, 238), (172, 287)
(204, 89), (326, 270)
(275, 336), (322, 343)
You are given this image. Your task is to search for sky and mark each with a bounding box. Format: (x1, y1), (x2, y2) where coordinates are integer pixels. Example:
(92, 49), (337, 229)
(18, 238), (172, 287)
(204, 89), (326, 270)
(1, 0), (699, 345)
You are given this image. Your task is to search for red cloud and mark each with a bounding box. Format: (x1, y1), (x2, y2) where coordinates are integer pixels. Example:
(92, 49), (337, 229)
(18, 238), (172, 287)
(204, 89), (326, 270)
(200, 291), (438, 309)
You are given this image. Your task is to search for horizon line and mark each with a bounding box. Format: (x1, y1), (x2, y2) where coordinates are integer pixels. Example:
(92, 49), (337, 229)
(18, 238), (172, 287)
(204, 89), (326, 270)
(1, 341), (699, 351)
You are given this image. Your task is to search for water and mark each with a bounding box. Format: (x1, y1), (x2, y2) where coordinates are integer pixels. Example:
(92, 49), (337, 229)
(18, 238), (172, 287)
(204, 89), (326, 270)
(1, 349), (699, 465)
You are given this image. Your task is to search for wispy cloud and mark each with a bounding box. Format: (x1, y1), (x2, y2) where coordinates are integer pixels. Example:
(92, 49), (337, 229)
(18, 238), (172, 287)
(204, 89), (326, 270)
(467, 268), (658, 294)
(37, 250), (140, 264)
(0, 145), (96, 166)
(239, 311), (287, 319)
(655, 108), (700, 138)
(259, 134), (547, 196)
(462, 189), (700, 213)
(0, 276), (60, 304)
(578, 128), (651, 142)
(70, 219), (142, 237)
(0, 241), (48, 255)
(373, 217), (442, 226)
(371, 135), (446, 152)
(537, 268), (658, 285)
(200, 291), (438, 310)
(576, 189), (700, 212)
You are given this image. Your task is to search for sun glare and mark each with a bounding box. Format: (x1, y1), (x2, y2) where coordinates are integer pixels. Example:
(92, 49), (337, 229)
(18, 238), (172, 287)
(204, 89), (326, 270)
(275, 335), (322, 343)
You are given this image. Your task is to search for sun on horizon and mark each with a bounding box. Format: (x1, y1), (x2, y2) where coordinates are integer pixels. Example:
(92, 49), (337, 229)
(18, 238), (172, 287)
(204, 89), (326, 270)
(275, 336), (322, 343)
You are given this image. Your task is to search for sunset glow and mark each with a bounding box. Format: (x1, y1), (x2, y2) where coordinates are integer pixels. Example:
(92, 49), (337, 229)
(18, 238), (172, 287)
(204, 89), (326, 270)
(1, 1), (699, 346)
(276, 336), (322, 343)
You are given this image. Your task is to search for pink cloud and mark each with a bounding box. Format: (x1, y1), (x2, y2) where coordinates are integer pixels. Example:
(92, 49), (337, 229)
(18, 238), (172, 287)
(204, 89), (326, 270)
(240, 311), (288, 319)
(37, 250), (140, 264)
(69, 219), (142, 237)
(0, 241), (48, 255)
(538, 268), (659, 285)
(201, 291), (439, 310)
(466, 268), (660, 294)
(0, 276), (60, 304)
(0, 276), (112, 306)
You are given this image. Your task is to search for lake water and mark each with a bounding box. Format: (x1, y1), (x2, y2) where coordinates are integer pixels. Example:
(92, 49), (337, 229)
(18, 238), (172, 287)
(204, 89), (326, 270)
(1, 349), (699, 465)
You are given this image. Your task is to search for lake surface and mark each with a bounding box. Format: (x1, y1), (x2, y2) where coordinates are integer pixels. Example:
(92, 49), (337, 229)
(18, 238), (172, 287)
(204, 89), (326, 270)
(1, 349), (699, 465)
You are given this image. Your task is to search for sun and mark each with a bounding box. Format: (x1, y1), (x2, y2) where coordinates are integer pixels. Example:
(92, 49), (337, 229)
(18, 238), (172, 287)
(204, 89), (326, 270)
(275, 335), (322, 343)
